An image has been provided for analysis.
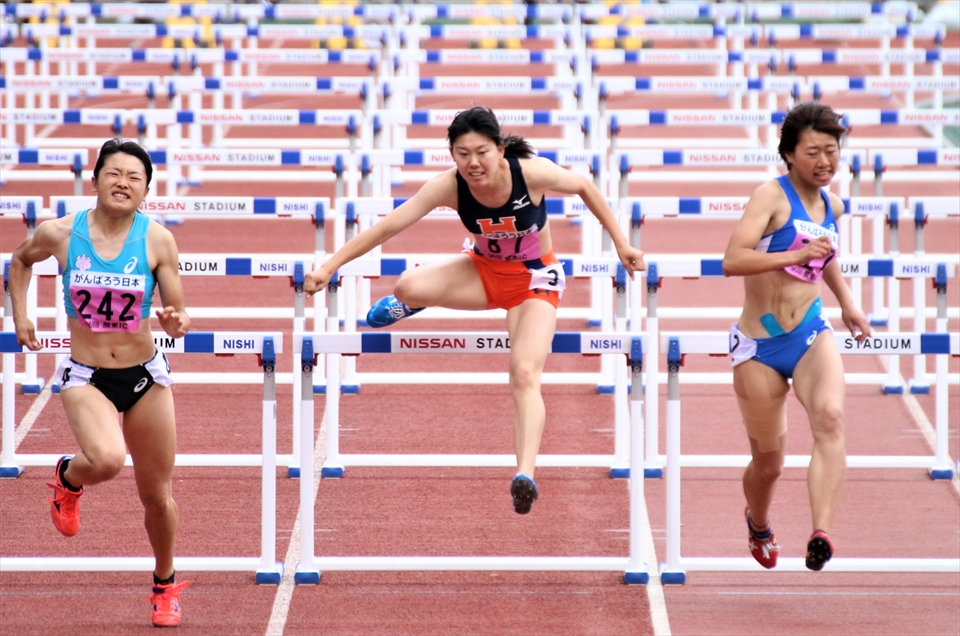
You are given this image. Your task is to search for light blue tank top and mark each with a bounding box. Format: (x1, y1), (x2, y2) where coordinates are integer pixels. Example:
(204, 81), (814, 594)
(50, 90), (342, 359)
(63, 209), (156, 320)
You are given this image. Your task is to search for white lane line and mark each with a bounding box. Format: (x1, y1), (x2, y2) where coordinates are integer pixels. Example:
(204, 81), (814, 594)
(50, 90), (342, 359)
(265, 404), (327, 636)
(14, 385), (53, 448)
(642, 504), (672, 636)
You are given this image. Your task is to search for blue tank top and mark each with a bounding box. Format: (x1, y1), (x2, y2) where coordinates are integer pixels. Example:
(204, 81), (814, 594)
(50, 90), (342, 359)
(756, 175), (840, 283)
(63, 209), (156, 332)
(456, 156), (548, 263)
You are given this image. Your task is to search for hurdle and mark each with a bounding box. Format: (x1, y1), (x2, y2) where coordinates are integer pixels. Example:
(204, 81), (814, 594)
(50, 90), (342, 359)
(337, 254), (634, 397)
(0, 148), (87, 194)
(36, 194), (332, 475)
(616, 194), (960, 334)
(906, 197), (960, 393)
(146, 148), (358, 197)
(656, 330), (959, 583)
(368, 109), (595, 160)
(613, 145), (876, 199)
(637, 255), (958, 477)
(2, 147), (359, 198)
(381, 75), (585, 124)
(0, 74), (377, 132)
(0, 197), (52, 393)
(0, 107), (366, 153)
(290, 326), (649, 584)
(334, 194), (628, 394)
(0, 330), (283, 583)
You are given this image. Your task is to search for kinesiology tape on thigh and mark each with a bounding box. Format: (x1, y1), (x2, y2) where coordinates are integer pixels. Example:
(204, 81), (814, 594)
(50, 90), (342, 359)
(741, 411), (787, 453)
(734, 372), (789, 453)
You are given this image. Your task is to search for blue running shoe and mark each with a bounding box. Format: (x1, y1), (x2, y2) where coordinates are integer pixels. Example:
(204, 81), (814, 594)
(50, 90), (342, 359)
(366, 295), (423, 328)
(510, 473), (539, 515)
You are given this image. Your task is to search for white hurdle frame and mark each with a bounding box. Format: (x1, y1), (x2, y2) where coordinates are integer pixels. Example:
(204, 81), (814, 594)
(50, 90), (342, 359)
(0, 331), (284, 583)
(657, 330), (960, 583)
(10, 195), (334, 478)
(290, 322), (649, 584)
(335, 196), (623, 390)
(906, 196), (960, 394)
(317, 265), (641, 477)
(638, 254), (957, 476)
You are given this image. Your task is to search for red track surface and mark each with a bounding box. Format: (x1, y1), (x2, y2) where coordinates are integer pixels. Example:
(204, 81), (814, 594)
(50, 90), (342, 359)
(2, 29), (959, 636)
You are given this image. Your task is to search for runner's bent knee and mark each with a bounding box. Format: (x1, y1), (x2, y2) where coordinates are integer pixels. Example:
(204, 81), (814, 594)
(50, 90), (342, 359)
(81, 447), (126, 482)
(809, 402), (844, 441)
(750, 450), (785, 481)
(138, 486), (176, 513)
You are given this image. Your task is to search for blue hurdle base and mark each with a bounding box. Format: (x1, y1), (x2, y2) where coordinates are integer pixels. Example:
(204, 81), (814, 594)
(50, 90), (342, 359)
(294, 569), (320, 585)
(287, 467), (300, 478)
(624, 569), (649, 585)
(868, 316), (889, 327)
(597, 385), (633, 395)
(321, 466), (344, 478)
(587, 318), (602, 327)
(255, 564), (284, 585)
(0, 466), (24, 478)
(608, 467), (665, 479)
(882, 385), (904, 395)
(51, 384), (61, 394)
(313, 384), (361, 395)
(908, 381), (930, 395)
(929, 469), (954, 480)
(659, 569), (686, 585)
(20, 378), (45, 394)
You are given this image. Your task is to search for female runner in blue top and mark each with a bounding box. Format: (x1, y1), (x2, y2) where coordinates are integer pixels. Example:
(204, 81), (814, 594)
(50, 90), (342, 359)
(9, 139), (191, 627)
(305, 107), (646, 515)
(722, 102), (870, 572)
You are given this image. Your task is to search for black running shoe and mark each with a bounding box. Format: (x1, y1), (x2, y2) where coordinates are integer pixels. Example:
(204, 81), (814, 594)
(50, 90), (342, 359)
(805, 530), (834, 571)
(510, 474), (539, 515)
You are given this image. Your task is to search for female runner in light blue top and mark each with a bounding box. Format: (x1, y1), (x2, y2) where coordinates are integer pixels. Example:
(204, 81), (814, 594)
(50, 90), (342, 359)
(9, 139), (192, 627)
(722, 102), (870, 572)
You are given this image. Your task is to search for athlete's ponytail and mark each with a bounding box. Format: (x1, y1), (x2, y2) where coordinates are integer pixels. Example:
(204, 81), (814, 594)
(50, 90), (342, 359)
(447, 106), (535, 158)
(501, 134), (535, 158)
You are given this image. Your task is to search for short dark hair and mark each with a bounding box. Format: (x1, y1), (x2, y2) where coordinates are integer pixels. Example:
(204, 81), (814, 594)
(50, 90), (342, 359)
(447, 106), (535, 158)
(93, 138), (153, 186)
(778, 102), (847, 169)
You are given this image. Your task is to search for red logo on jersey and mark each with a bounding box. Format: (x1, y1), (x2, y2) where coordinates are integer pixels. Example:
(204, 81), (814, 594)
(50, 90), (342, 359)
(476, 216), (518, 234)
